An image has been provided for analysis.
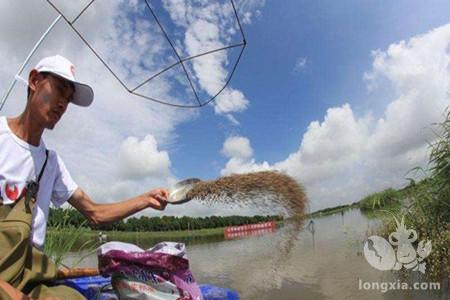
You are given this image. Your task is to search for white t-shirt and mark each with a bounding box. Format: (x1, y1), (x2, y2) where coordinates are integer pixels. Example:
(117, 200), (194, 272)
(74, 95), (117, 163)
(0, 116), (78, 249)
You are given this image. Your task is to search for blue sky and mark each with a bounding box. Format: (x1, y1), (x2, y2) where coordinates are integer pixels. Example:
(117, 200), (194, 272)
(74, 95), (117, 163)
(171, 0), (450, 179)
(0, 0), (449, 214)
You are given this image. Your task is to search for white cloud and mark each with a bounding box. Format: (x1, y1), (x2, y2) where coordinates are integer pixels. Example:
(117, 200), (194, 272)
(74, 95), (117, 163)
(221, 157), (272, 176)
(184, 19), (224, 94)
(365, 24), (450, 159)
(293, 56), (307, 72)
(220, 24), (450, 211)
(221, 136), (272, 176)
(224, 114), (241, 126)
(222, 136), (254, 159)
(220, 104), (370, 184)
(117, 135), (171, 180)
(235, 0), (266, 24)
(214, 88), (249, 115)
(162, 0), (261, 123)
(297, 104), (367, 165)
(275, 104), (370, 184)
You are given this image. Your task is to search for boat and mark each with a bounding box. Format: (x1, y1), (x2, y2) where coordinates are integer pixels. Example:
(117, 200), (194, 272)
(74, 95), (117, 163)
(53, 275), (240, 300)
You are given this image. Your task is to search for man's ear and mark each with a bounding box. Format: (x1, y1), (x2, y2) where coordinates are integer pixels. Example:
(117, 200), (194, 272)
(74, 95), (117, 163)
(28, 69), (41, 94)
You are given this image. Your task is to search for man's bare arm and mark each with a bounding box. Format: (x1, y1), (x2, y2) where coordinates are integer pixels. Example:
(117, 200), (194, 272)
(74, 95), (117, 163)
(0, 279), (39, 300)
(68, 187), (168, 226)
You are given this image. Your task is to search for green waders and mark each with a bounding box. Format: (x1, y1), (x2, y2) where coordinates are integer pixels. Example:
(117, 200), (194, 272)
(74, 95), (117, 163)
(0, 150), (85, 299)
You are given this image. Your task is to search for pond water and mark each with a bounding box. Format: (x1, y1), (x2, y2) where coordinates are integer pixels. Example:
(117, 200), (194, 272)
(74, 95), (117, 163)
(64, 209), (449, 300)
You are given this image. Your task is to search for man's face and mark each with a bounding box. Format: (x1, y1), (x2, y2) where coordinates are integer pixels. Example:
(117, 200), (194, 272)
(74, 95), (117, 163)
(29, 71), (75, 129)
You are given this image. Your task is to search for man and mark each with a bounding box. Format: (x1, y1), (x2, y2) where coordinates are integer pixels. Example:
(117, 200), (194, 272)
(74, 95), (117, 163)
(0, 55), (169, 299)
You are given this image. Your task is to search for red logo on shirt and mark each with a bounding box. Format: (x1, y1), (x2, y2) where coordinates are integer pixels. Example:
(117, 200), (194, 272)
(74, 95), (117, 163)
(5, 183), (19, 202)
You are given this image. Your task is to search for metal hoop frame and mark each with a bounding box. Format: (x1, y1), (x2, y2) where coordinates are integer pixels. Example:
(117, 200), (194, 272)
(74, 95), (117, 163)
(46, 0), (247, 108)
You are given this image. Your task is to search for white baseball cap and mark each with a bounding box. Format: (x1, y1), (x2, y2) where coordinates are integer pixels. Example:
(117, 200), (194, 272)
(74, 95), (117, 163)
(34, 55), (94, 107)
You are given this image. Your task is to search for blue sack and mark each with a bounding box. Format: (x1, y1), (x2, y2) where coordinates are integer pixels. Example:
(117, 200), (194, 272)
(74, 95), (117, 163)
(199, 284), (239, 300)
(54, 275), (117, 300)
(56, 276), (240, 300)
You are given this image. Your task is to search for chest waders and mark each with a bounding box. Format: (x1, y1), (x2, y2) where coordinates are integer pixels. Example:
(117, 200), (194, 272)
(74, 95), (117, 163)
(0, 150), (85, 299)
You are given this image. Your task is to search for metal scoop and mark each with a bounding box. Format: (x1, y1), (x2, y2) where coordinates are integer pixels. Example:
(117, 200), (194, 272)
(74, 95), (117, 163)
(167, 178), (201, 205)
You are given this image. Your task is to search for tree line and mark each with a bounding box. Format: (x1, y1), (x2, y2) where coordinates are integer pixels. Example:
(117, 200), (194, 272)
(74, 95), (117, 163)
(48, 207), (283, 232)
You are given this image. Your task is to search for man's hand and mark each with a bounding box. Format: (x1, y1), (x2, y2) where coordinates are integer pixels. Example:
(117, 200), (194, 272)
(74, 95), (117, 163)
(69, 187), (170, 226)
(144, 188), (169, 211)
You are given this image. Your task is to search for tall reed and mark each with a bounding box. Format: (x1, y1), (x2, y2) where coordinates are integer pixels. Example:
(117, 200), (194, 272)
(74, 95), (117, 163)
(44, 209), (99, 268)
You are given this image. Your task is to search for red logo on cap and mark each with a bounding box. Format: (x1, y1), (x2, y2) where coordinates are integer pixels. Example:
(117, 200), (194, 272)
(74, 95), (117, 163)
(70, 65), (75, 77)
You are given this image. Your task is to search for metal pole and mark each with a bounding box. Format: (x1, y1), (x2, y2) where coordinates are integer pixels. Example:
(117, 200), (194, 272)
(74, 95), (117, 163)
(0, 14), (62, 111)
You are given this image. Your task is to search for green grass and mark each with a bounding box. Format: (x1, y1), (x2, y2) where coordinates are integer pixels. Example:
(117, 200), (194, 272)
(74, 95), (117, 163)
(45, 218), (100, 268)
(307, 203), (358, 218)
(306, 188), (405, 219)
(47, 226), (225, 239)
(360, 199), (403, 220)
(307, 186), (410, 220)
(375, 109), (450, 283)
(86, 227), (224, 239)
(46, 221), (287, 254)
(358, 188), (402, 211)
(45, 226), (227, 256)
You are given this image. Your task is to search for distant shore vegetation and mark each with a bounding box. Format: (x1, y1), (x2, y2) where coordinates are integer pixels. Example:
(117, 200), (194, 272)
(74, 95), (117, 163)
(48, 209), (283, 232)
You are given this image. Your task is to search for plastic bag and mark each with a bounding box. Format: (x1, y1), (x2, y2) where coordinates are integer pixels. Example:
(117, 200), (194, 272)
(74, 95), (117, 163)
(98, 241), (203, 300)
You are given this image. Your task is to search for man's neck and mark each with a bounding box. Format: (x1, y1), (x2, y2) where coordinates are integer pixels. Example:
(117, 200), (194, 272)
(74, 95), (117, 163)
(8, 110), (44, 147)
